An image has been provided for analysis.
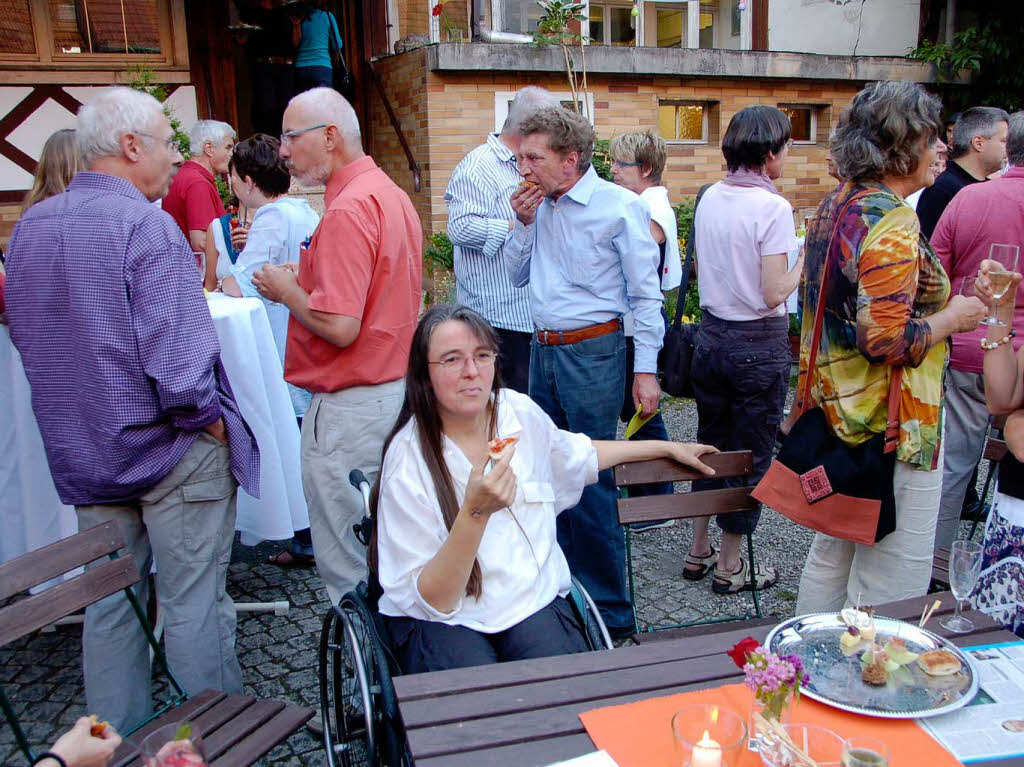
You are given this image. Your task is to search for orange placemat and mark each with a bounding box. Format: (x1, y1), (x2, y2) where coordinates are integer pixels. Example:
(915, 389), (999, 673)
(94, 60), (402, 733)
(579, 683), (961, 767)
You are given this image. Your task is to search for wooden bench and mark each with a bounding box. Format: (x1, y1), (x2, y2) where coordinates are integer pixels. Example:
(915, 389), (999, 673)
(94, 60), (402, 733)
(613, 450), (765, 638)
(0, 521), (313, 766)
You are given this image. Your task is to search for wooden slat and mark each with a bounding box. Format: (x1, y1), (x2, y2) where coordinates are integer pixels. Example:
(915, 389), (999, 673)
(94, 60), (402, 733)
(635, 616), (778, 643)
(613, 450), (753, 486)
(191, 695), (259, 740)
(203, 699), (283, 761)
(617, 486), (756, 524)
(415, 732), (596, 767)
(0, 556), (137, 647)
(0, 520), (124, 601)
(208, 704), (313, 767)
(395, 622), (775, 703)
(111, 690), (226, 767)
(983, 437), (1007, 462)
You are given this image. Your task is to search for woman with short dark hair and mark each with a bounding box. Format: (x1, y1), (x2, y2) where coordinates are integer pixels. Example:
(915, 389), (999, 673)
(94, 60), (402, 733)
(685, 105), (804, 594)
(371, 305), (717, 672)
(794, 81), (986, 612)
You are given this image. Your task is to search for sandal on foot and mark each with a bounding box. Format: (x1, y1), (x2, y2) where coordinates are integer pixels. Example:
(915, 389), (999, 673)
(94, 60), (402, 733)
(682, 546), (718, 581)
(267, 547), (315, 568)
(711, 557), (777, 594)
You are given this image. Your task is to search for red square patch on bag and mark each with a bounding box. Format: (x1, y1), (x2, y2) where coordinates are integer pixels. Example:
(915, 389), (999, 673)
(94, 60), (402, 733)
(799, 465), (833, 503)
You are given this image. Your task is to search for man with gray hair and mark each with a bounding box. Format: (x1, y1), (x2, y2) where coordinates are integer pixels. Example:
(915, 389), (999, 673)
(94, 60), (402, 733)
(444, 86), (560, 392)
(253, 87), (422, 605)
(930, 111), (1024, 560)
(163, 119), (236, 257)
(4, 87), (258, 730)
(505, 107), (666, 637)
(918, 105), (1009, 238)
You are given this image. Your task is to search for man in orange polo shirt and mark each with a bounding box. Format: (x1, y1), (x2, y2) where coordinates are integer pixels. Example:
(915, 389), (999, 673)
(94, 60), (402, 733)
(253, 87), (422, 604)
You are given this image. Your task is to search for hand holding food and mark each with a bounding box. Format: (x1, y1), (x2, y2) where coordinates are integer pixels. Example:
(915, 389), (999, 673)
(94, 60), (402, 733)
(510, 180), (544, 226)
(463, 442), (517, 519)
(44, 715), (121, 767)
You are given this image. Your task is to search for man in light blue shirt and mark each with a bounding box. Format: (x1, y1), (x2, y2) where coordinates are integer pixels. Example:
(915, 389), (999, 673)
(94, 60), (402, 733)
(505, 107), (664, 636)
(445, 87), (560, 393)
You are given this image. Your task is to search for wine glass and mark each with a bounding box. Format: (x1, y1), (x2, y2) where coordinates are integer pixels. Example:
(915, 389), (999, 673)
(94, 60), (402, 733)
(842, 736), (890, 766)
(939, 539), (984, 633)
(980, 243), (1019, 326)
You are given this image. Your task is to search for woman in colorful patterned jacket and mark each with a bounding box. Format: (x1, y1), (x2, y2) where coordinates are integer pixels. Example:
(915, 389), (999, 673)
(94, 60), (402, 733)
(794, 81), (986, 613)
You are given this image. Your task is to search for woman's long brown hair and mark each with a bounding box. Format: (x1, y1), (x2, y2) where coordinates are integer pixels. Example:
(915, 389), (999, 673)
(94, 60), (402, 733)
(368, 305), (503, 599)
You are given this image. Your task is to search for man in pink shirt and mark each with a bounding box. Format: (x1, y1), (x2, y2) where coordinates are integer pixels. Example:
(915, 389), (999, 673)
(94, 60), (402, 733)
(931, 110), (1024, 557)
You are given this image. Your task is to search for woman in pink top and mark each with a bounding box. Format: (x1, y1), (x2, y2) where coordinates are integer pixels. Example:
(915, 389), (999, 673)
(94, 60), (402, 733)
(685, 106), (804, 594)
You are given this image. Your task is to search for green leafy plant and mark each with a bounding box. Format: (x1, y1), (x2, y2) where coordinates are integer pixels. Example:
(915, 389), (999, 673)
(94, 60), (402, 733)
(532, 1), (590, 120)
(214, 175), (235, 211)
(125, 64), (190, 157)
(592, 138), (613, 181)
(909, 31), (982, 83)
(424, 230), (454, 271)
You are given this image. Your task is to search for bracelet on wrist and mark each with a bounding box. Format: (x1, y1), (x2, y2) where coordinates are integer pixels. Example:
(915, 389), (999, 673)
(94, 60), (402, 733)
(981, 328), (1016, 351)
(32, 752), (67, 767)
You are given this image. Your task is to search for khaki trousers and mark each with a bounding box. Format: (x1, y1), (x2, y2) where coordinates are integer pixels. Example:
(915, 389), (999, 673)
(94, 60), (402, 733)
(302, 379), (405, 605)
(76, 434), (242, 732)
(796, 451), (944, 614)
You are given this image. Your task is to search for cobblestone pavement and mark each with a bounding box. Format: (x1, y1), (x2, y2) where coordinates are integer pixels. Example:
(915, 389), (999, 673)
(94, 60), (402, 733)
(1, 395), (986, 766)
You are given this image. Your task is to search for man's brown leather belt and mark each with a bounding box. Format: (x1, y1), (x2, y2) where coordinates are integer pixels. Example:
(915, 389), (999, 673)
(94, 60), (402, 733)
(534, 317), (622, 346)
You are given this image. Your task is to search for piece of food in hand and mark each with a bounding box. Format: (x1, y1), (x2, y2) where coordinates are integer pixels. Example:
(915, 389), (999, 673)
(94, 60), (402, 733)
(861, 659), (889, 686)
(487, 436), (519, 461)
(917, 649), (962, 677)
(89, 715), (109, 737)
(518, 179), (538, 190)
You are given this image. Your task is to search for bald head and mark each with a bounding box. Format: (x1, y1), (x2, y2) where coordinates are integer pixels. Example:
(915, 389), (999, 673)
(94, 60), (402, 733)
(280, 87), (364, 187)
(287, 87), (361, 146)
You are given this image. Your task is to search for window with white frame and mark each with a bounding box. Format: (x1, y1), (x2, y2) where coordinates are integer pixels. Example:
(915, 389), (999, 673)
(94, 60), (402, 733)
(494, 92), (597, 131)
(589, 1), (636, 46)
(642, 1), (686, 47)
(779, 105), (819, 144)
(657, 100), (712, 143)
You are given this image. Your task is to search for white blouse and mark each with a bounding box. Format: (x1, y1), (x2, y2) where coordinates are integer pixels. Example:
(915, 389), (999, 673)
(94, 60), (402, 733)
(376, 389), (599, 633)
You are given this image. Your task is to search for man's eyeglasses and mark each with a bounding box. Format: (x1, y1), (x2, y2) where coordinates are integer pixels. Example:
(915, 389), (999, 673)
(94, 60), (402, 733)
(611, 160), (643, 168)
(280, 124), (329, 144)
(428, 350), (498, 372)
(136, 132), (179, 153)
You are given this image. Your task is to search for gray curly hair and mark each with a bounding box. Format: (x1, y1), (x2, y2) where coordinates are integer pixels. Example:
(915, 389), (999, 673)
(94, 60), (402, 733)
(518, 107), (594, 173)
(830, 80), (943, 184)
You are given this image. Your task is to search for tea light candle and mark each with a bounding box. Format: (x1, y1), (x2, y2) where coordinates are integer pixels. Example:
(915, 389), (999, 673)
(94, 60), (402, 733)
(691, 729), (722, 767)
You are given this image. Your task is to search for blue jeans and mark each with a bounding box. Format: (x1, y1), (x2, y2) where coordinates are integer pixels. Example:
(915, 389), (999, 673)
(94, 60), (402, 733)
(295, 65), (333, 93)
(529, 329), (633, 630)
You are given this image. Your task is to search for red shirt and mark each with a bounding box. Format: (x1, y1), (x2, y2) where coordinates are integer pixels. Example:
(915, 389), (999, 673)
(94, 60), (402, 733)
(931, 166), (1024, 373)
(162, 160), (225, 246)
(285, 156), (423, 392)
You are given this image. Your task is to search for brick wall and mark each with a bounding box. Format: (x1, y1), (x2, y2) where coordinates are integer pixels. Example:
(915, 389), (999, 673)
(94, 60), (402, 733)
(397, 0), (428, 38)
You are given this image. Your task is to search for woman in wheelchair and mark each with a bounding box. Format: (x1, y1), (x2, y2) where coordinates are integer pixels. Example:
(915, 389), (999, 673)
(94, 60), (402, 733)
(370, 305), (717, 673)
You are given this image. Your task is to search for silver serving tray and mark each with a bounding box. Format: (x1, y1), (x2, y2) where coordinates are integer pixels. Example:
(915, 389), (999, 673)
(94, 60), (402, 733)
(764, 612), (978, 719)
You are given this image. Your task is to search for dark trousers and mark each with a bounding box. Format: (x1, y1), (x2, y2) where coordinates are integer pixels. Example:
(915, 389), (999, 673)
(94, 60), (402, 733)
(529, 330), (634, 631)
(294, 65), (333, 93)
(251, 62), (294, 136)
(384, 597), (588, 673)
(691, 312), (790, 534)
(495, 326), (532, 394)
(620, 333), (673, 498)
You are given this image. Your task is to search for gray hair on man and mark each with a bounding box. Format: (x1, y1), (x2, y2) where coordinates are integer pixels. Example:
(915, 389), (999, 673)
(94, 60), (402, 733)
(949, 106), (1010, 160)
(288, 87), (361, 146)
(189, 120), (236, 156)
(1008, 111), (1024, 168)
(76, 86), (164, 166)
(502, 87), (561, 135)
(518, 107), (595, 173)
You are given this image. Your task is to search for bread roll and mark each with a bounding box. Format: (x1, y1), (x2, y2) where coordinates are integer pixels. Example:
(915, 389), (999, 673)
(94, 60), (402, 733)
(917, 649), (962, 676)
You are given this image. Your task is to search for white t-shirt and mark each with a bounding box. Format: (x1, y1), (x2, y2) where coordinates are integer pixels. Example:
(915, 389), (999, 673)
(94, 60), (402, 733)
(641, 186), (682, 290)
(694, 181), (797, 321)
(376, 389), (599, 633)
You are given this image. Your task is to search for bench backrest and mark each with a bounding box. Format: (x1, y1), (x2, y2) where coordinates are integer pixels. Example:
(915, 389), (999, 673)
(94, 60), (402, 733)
(613, 450), (756, 525)
(0, 521), (138, 647)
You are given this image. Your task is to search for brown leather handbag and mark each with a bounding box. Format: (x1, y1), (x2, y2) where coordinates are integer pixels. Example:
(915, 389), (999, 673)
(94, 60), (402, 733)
(752, 194), (902, 546)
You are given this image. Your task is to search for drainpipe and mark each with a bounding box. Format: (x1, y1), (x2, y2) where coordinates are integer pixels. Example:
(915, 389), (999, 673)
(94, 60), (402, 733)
(944, 0), (956, 44)
(471, 0), (533, 43)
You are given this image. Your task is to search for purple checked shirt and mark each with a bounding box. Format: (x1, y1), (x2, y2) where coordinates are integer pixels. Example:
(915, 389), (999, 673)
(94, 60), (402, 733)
(5, 171), (259, 505)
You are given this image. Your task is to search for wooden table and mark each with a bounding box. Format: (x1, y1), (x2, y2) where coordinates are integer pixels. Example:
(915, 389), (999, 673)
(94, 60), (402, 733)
(394, 593), (1023, 766)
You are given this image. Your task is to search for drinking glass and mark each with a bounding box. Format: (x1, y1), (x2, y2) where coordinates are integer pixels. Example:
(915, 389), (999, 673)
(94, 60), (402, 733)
(939, 539), (984, 633)
(140, 721), (207, 766)
(842, 736), (890, 766)
(980, 243), (1019, 326)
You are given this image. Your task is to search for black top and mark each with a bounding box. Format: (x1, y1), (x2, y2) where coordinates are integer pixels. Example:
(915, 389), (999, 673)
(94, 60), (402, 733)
(240, 5), (295, 61)
(916, 161), (985, 239)
(999, 448), (1024, 501)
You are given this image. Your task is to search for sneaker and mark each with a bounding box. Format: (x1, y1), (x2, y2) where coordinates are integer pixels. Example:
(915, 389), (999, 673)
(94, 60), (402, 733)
(630, 519), (676, 533)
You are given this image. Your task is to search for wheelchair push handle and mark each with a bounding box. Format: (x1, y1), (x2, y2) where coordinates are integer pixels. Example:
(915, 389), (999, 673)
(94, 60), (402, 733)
(349, 469), (369, 490)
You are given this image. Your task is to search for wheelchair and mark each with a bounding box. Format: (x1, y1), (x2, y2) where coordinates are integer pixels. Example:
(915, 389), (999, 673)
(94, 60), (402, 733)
(318, 469), (614, 767)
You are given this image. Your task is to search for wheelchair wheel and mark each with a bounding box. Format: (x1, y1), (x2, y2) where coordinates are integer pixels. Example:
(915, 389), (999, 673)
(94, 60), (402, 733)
(319, 602), (376, 767)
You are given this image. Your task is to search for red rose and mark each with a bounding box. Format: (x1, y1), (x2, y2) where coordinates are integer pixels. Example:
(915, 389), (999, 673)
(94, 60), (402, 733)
(727, 636), (759, 669)
(432, 3), (443, 16)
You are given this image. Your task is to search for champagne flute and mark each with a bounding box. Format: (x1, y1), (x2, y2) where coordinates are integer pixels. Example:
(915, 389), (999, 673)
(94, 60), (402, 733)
(842, 736), (890, 766)
(980, 243), (1019, 326)
(939, 539), (984, 633)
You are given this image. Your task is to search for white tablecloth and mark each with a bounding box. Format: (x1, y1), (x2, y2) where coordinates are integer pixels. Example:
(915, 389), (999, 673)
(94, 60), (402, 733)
(0, 295), (308, 566)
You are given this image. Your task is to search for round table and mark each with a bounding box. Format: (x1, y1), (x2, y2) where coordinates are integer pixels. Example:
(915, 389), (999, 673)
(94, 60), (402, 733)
(0, 295), (308, 566)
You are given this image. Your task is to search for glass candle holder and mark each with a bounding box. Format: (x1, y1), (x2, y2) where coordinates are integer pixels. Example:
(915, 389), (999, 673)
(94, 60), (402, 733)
(672, 704), (747, 767)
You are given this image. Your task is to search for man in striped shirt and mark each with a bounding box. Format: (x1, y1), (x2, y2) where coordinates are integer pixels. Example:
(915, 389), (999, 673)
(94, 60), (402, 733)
(444, 87), (560, 392)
